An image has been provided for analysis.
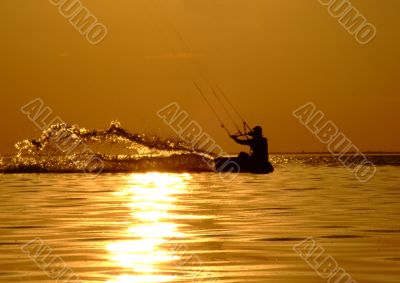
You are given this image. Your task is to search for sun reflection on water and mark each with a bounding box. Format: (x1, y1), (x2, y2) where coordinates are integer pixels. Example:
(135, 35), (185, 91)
(107, 173), (191, 283)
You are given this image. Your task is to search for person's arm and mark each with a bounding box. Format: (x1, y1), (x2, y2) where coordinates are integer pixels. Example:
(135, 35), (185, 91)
(231, 136), (251, 145)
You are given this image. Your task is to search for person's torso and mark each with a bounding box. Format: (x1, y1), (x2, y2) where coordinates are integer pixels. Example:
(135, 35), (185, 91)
(250, 137), (268, 161)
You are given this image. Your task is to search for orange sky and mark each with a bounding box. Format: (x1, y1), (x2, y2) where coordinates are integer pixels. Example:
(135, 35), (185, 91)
(1, 0), (399, 154)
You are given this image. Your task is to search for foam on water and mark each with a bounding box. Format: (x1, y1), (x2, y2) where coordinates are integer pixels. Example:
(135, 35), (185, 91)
(1, 121), (399, 174)
(1, 121), (214, 173)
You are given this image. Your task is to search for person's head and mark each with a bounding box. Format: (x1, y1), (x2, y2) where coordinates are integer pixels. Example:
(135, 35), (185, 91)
(250, 126), (262, 138)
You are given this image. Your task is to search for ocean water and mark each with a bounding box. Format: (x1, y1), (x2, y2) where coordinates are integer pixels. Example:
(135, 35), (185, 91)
(0, 155), (399, 283)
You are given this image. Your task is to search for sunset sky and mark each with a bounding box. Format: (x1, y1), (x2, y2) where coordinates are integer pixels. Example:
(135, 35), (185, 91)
(1, 0), (399, 154)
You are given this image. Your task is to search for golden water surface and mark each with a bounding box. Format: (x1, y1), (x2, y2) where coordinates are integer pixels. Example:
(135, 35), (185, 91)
(0, 166), (399, 282)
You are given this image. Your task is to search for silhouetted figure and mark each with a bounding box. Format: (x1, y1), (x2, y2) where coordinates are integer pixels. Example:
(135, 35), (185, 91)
(214, 125), (273, 173)
(231, 126), (269, 163)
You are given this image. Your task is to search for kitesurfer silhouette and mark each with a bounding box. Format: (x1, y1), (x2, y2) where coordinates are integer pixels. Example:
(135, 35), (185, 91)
(230, 126), (269, 163)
